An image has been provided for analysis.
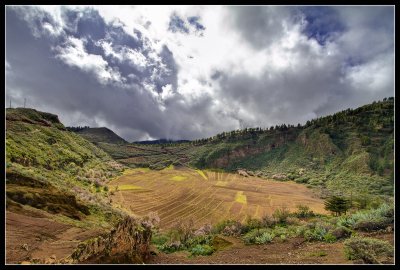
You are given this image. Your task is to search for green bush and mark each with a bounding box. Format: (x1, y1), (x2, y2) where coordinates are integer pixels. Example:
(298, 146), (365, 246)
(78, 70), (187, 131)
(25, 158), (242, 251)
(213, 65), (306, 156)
(158, 241), (182, 253)
(242, 217), (263, 233)
(273, 207), (291, 224)
(323, 232), (337, 243)
(255, 232), (275, 244)
(337, 203), (394, 231)
(344, 237), (393, 264)
(212, 219), (242, 236)
(243, 228), (274, 245)
(294, 204), (315, 218)
(151, 233), (169, 246)
(190, 244), (215, 256)
(331, 226), (352, 239)
(186, 235), (214, 248)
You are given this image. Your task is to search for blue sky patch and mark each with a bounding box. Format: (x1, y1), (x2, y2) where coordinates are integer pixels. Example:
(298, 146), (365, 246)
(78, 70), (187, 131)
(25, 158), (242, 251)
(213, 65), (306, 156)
(300, 7), (346, 46)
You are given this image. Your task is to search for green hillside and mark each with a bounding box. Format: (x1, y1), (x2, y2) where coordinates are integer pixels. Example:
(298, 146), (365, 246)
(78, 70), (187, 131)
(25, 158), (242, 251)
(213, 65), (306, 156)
(6, 108), (125, 228)
(183, 98), (394, 198)
(68, 127), (128, 145)
(92, 98), (394, 199)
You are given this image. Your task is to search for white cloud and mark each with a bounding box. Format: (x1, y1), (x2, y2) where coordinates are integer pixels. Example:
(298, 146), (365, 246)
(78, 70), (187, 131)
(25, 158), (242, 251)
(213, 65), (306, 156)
(54, 36), (123, 85)
(6, 6), (394, 141)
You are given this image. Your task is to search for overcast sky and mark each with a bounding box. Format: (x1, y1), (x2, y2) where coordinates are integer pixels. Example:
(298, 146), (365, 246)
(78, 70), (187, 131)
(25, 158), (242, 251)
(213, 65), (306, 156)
(6, 5), (394, 142)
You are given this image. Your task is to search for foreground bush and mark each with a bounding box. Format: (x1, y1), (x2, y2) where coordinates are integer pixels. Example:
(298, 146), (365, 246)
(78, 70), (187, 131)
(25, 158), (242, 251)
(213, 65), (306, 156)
(337, 203), (394, 231)
(344, 237), (393, 264)
(190, 244), (215, 256)
(243, 228), (275, 244)
(212, 219), (242, 236)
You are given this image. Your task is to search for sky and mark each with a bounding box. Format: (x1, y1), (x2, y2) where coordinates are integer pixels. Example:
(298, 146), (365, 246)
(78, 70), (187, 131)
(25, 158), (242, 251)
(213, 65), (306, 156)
(5, 5), (394, 142)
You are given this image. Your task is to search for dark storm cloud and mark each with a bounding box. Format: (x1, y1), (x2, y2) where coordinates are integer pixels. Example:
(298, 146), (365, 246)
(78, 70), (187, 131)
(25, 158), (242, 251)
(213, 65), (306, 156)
(228, 6), (293, 49)
(6, 7), (185, 141)
(6, 6), (394, 141)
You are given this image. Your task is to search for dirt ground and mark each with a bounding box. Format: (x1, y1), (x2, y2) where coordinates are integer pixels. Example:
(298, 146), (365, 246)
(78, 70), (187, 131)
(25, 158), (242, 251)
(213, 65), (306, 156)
(6, 211), (105, 264)
(147, 232), (394, 265)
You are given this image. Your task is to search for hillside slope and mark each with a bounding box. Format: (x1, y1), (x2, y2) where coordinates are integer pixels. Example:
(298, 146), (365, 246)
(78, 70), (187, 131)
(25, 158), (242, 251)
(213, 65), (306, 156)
(94, 98), (394, 198)
(6, 108), (125, 228)
(68, 127), (127, 145)
(183, 98), (394, 198)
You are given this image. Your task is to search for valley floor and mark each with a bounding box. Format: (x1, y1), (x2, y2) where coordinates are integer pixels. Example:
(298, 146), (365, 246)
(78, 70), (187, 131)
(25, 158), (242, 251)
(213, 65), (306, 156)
(148, 232), (394, 264)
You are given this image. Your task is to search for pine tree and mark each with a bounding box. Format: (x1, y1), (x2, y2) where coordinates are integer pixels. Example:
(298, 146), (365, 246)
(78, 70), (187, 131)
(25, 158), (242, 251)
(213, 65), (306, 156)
(324, 196), (351, 216)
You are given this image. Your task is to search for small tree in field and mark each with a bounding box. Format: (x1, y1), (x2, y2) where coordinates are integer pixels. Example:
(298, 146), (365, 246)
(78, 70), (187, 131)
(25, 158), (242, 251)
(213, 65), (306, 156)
(324, 196), (351, 216)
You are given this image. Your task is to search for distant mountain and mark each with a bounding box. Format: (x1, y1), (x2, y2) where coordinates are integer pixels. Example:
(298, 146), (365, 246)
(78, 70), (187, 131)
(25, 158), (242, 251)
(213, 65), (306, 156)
(69, 127), (128, 145)
(134, 139), (190, 145)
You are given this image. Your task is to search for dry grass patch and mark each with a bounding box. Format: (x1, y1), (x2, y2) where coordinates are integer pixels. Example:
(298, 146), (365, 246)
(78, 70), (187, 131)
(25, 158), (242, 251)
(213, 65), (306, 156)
(235, 191), (247, 204)
(170, 176), (188, 182)
(195, 169), (208, 180)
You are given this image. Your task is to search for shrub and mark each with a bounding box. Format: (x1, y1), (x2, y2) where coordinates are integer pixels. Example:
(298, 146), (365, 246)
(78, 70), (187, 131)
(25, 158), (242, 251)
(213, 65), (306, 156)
(344, 237), (393, 264)
(303, 223), (334, 242)
(273, 207), (290, 224)
(255, 232), (275, 244)
(158, 241), (182, 253)
(242, 217), (263, 233)
(354, 220), (388, 232)
(337, 203), (394, 231)
(304, 226), (326, 241)
(186, 235), (214, 248)
(323, 232), (337, 243)
(151, 233), (169, 246)
(331, 226), (352, 239)
(190, 244), (215, 256)
(170, 219), (194, 245)
(243, 228), (274, 245)
(294, 204), (315, 218)
(261, 214), (277, 228)
(212, 220), (242, 236)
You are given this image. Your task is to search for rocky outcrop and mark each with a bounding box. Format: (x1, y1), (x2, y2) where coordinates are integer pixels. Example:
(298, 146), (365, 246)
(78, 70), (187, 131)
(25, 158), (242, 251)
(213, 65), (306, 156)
(237, 169), (250, 177)
(71, 213), (159, 263)
(271, 173), (287, 180)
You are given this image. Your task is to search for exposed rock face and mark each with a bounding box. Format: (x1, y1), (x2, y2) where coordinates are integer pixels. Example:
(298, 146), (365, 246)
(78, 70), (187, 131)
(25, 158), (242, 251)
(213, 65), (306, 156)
(210, 134), (292, 168)
(71, 213), (159, 263)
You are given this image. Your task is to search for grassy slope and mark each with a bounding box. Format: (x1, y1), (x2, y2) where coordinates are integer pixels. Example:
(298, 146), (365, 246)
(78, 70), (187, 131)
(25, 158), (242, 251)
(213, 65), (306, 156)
(73, 127), (128, 145)
(183, 99), (394, 197)
(6, 108), (125, 229)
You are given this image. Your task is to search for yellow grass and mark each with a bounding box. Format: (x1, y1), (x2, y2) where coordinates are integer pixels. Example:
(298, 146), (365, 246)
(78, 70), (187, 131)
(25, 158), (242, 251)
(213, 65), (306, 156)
(195, 169), (208, 180)
(170, 175), (188, 181)
(215, 181), (228, 187)
(116, 184), (143, 191)
(109, 168), (328, 230)
(235, 191), (247, 204)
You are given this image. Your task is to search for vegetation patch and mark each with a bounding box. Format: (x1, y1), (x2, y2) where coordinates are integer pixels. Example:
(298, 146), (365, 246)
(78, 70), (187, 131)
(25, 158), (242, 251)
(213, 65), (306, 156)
(116, 184), (143, 191)
(170, 175), (188, 182)
(195, 169), (208, 180)
(344, 237), (393, 264)
(235, 191), (247, 204)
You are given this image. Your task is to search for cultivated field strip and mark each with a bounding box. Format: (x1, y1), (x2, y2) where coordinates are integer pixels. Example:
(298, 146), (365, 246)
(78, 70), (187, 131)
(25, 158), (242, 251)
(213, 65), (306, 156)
(110, 167), (327, 230)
